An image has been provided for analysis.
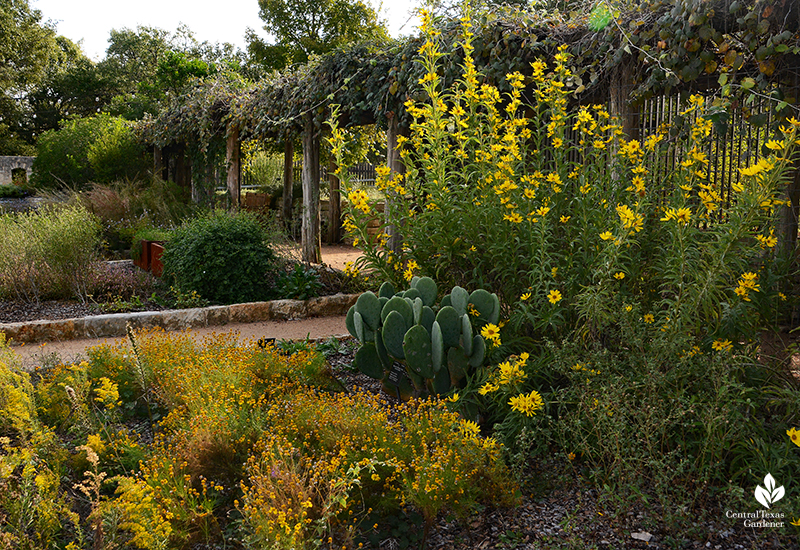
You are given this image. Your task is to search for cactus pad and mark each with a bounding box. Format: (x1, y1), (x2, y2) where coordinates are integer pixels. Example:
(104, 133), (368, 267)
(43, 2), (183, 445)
(435, 306), (461, 349)
(382, 310), (407, 359)
(450, 286), (469, 316)
(413, 276), (438, 307)
(354, 342), (384, 379)
(381, 296), (413, 326)
(378, 281), (396, 299)
(355, 291), (381, 331)
(403, 324), (434, 379)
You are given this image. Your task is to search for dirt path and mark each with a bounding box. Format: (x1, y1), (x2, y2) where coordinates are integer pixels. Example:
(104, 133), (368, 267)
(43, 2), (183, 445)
(9, 244), (362, 370)
(12, 316), (350, 370)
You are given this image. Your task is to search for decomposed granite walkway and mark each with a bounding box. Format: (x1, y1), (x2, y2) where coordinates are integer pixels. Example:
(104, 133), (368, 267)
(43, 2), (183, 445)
(5, 297), (355, 371)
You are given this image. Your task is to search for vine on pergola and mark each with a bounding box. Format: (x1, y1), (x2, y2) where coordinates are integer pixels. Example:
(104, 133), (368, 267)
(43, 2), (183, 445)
(138, 0), (800, 258)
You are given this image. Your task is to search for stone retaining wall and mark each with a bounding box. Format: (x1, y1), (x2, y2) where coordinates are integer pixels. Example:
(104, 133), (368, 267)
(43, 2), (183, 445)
(0, 156), (34, 185)
(0, 293), (358, 345)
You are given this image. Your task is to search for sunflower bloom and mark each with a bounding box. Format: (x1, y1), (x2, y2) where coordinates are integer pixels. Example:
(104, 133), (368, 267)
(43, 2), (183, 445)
(509, 390), (544, 417)
(788, 427), (800, 448)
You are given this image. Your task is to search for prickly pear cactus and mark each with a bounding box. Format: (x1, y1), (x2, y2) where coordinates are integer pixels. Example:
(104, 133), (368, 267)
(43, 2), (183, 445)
(346, 276), (498, 398)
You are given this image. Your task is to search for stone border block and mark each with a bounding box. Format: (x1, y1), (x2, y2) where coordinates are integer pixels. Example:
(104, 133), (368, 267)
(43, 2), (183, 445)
(162, 308), (206, 332)
(229, 302), (271, 323)
(269, 299), (308, 321)
(306, 293), (358, 317)
(1, 293), (360, 345)
(84, 314), (130, 339)
(205, 306), (230, 326)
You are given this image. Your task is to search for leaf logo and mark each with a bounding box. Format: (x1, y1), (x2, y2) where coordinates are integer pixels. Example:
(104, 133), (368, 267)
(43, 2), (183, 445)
(754, 473), (785, 509)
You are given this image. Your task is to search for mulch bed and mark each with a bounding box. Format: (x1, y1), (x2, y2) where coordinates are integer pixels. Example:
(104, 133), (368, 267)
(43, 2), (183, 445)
(324, 339), (797, 550)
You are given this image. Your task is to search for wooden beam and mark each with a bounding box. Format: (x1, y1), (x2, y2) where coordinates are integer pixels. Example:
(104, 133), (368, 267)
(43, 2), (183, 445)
(226, 127), (241, 211)
(301, 114), (321, 263)
(174, 144), (191, 191)
(609, 59), (640, 141)
(153, 147), (164, 180)
(283, 139), (294, 229)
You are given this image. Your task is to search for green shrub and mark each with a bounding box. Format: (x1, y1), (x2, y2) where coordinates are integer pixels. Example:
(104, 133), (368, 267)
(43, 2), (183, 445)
(86, 117), (149, 182)
(275, 264), (321, 300)
(32, 115), (150, 189)
(0, 204), (101, 302)
(242, 143), (284, 192)
(0, 184), (33, 199)
(161, 210), (278, 304)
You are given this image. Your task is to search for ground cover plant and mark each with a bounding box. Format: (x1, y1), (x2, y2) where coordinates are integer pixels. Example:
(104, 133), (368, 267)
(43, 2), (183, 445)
(0, 328), (515, 548)
(332, 8), (800, 540)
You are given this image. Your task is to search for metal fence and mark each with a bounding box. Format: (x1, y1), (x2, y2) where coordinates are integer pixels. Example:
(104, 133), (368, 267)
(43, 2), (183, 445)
(291, 161), (377, 186)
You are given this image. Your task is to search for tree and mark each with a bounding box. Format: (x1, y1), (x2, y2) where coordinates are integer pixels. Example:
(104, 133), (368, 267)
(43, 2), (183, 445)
(24, 37), (116, 143)
(99, 25), (246, 119)
(248, 0), (389, 71)
(0, 0), (58, 154)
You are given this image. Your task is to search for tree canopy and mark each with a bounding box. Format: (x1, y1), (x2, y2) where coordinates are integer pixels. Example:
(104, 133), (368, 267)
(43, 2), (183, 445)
(0, 0), (58, 154)
(247, 0), (389, 71)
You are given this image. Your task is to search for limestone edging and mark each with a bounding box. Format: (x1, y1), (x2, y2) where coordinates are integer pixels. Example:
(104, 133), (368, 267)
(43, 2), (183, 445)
(1, 293), (359, 345)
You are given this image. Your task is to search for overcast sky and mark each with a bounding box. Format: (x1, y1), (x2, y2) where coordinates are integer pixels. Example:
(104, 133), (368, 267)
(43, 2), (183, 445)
(31, 0), (422, 61)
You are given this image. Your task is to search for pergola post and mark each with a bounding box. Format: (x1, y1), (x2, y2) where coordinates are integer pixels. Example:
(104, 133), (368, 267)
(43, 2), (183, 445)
(386, 113), (406, 253)
(283, 138), (294, 229)
(153, 147), (164, 180)
(226, 126), (241, 211)
(302, 114), (322, 263)
(174, 144), (191, 192)
(609, 59), (640, 141)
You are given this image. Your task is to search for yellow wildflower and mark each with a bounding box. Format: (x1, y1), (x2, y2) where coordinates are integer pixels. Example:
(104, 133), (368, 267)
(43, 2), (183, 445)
(787, 427), (800, 448)
(508, 390), (544, 417)
(711, 339), (733, 352)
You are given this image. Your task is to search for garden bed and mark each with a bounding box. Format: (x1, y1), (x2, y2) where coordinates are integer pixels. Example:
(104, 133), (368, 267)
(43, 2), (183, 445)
(2, 332), (790, 550)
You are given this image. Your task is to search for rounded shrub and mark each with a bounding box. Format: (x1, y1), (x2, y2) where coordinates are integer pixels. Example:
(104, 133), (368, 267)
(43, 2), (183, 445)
(161, 210), (277, 304)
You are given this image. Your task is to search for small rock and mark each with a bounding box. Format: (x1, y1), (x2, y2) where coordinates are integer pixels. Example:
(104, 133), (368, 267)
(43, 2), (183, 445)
(631, 531), (653, 542)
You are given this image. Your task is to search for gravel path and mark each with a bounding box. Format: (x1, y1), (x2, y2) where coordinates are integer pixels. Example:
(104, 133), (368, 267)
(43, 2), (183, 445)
(4, 244), (362, 370)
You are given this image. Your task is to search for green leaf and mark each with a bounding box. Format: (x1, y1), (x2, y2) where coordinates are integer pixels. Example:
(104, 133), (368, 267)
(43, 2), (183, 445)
(741, 77), (755, 90)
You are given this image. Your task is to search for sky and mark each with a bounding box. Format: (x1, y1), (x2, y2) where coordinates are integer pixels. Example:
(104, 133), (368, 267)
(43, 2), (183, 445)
(31, 0), (422, 62)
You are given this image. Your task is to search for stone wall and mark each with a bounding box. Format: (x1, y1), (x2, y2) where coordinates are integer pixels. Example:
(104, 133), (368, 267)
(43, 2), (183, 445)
(0, 156), (34, 185)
